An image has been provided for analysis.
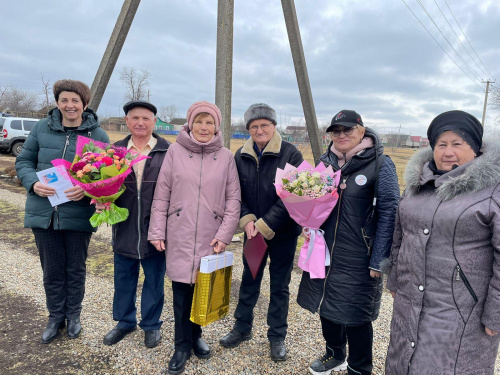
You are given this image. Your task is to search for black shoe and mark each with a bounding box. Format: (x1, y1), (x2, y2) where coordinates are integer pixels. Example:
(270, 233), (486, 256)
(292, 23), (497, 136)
(309, 347), (347, 375)
(144, 329), (161, 348)
(103, 326), (137, 346)
(270, 340), (287, 362)
(67, 318), (82, 339)
(219, 329), (252, 348)
(168, 350), (191, 374)
(193, 337), (211, 359)
(41, 321), (65, 344)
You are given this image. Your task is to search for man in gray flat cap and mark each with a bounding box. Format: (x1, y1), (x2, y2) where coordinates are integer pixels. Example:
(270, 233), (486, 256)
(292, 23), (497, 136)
(220, 103), (303, 362)
(102, 100), (170, 348)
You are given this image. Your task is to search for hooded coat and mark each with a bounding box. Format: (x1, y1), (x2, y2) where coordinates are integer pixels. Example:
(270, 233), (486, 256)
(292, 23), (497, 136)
(385, 141), (500, 375)
(16, 108), (109, 232)
(297, 128), (400, 325)
(148, 125), (241, 284)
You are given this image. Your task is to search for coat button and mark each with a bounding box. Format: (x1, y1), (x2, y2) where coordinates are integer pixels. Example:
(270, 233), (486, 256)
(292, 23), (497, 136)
(418, 285), (424, 292)
(176, 212), (180, 217)
(411, 341), (415, 348)
(423, 228), (429, 235)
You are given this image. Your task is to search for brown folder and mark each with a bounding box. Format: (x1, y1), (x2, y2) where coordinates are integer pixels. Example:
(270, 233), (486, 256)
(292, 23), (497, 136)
(243, 232), (268, 280)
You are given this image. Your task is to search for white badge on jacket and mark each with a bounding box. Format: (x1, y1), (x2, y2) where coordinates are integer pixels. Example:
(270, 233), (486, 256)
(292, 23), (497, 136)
(355, 175), (367, 186)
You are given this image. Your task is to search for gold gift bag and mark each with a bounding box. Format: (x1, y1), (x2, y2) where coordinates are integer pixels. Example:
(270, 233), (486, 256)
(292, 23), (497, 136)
(190, 252), (233, 326)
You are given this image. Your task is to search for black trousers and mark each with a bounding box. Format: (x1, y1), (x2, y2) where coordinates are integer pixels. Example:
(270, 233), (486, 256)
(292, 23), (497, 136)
(172, 281), (202, 351)
(233, 236), (297, 342)
(113, 251), (166, 331)
(32, 226), (91, 323)
(321, 316), (373, 375)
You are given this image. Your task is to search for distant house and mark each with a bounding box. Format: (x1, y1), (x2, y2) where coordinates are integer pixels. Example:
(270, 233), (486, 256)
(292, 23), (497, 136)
(154, 118), (173, 131)
(103, 117), (127, 132)
(405, 136), (422, 148)
(170, 117), (187, 132)
(283, 126), (307, 142)
(420, 138), (429, 147)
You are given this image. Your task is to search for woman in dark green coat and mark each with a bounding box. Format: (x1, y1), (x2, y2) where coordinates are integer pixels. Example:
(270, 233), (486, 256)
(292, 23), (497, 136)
(15, 79), (109, 344)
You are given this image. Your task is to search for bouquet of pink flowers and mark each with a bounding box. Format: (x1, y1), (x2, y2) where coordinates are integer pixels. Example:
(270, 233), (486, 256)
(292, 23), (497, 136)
(275, 160), (341, 279)
(52, 136), (149, 227)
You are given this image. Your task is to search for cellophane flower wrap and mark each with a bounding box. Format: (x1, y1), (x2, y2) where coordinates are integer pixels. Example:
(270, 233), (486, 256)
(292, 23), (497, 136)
(52, 136), (149, 227)
(274, 160), (341, 279)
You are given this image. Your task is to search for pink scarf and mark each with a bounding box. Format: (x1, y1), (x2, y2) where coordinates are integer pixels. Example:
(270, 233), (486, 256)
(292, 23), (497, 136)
(330, 137), (374, 167)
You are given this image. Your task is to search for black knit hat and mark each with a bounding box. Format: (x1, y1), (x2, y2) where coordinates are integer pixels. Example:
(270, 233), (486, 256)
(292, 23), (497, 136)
(326, 109), (363, 133)
(244, 103), (277, 130)
(427, 110), (483, 154)
(123, 100), (157, 116)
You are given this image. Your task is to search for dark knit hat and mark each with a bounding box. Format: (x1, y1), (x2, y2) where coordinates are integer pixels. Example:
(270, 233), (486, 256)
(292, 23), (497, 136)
(244, 103), (277, 130)
(427, 110), (483, 154)
(326, 109), (363, 133)
(123, 100), (157, 116)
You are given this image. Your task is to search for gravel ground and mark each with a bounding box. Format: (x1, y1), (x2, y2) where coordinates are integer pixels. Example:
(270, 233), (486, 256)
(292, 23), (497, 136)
(1, 186), (499, 374)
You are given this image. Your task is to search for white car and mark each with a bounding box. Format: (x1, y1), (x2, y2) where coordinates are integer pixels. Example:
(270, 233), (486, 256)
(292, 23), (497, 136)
(0, 116), (39, 156)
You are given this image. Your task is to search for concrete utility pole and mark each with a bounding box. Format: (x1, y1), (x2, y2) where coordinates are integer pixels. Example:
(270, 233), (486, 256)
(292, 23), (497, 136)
(281, 0), (322, 161)
(215, 0), (234, 149)
(89, 0), (141, 112)
(481, 80), (495, 127)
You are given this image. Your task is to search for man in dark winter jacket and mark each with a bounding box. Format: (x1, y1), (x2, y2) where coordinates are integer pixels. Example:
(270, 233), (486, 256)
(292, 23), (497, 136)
(102, 101), (170, 348)
(219, 103), (303, 362)
(297, 110), (400, 375)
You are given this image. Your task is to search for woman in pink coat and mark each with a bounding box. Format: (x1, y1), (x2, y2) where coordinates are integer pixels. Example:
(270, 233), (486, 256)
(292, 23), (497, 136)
(148, 101), (241, 375)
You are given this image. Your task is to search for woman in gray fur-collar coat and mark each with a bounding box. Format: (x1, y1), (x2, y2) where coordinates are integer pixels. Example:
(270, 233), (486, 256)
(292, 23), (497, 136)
(384, 110), (500, 375)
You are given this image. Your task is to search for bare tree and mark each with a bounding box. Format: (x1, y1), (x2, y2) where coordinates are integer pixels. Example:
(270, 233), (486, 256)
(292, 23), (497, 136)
(119, 66), (150, 102)
(0, 86), (39, 113)
(40, 74), (52, 109)
(489, 85), (500, 124)
(159, 104), (178, 123)
(0, 85), (7, 106)
(231, 118), (247, 133)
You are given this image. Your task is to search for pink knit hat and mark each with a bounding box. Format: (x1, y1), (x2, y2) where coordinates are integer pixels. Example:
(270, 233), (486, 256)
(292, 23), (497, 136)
(186, 101), (222, 132)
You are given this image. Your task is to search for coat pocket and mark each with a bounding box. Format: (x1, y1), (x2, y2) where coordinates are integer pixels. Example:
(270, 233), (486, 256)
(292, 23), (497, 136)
(454, 265), (478, 303)
(213, 204), (225, 221)
(167, 201), (183, 218)
(361, 227), (375, 256)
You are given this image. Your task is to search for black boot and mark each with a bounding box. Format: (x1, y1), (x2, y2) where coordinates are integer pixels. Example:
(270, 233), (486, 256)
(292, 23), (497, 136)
(219, 329), (252, 348)
(67, 318), (82, 339)
(41, 321), (65, 344)
(193, 337), (211, 358)
(168, 350), (191, 374)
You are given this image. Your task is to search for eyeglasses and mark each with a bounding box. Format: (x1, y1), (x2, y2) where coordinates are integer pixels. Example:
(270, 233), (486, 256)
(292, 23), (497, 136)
(330, 125), (358, 137)
(249, 123), (272, 132)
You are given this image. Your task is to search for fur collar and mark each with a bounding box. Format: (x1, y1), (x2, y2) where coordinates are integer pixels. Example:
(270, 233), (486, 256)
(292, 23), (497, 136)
(241, 130), (282, 162)
(405, 140), (500, 200)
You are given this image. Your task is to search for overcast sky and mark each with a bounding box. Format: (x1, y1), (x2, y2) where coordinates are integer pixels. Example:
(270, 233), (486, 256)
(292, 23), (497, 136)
(2, 0), (499, 136)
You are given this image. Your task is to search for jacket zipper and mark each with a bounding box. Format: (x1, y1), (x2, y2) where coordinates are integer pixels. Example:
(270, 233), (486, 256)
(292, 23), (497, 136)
(53, 131), (73, 229)
(136, 155), (147, 260)
(136, 189), (142, 259)
(317, 176), (347, 311)
(455, 265), (478, 303)
(62, 132), (72, 159)
(256, 162), (260, 210)
(191, 146), (204, 284)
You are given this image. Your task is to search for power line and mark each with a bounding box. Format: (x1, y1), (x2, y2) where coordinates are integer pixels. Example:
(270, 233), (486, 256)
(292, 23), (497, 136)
(400, 0), (483, 89)
(442, 0), (495, 80)
(415, 0), (483, 83)
(433, 0), (488, 80)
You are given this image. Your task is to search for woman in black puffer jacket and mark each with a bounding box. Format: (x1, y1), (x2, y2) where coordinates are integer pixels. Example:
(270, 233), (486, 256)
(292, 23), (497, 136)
(297, 110), (399, 375)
